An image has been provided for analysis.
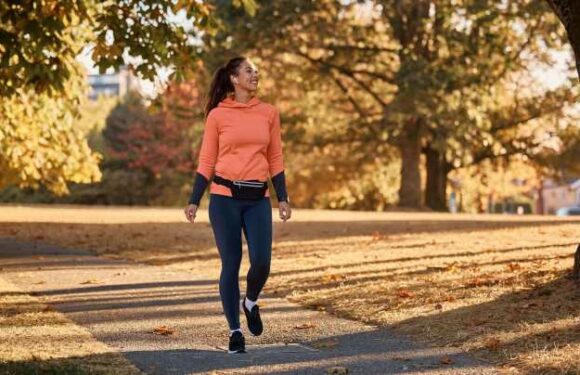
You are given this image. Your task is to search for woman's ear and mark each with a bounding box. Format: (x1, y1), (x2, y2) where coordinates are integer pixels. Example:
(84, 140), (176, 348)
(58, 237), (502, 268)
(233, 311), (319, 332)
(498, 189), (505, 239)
(231, 75), (238, 84)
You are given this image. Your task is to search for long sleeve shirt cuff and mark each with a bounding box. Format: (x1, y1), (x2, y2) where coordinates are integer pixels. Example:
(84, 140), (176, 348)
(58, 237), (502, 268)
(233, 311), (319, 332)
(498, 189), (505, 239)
(271, 170), (289, 203)
(188, 172), (209, 206)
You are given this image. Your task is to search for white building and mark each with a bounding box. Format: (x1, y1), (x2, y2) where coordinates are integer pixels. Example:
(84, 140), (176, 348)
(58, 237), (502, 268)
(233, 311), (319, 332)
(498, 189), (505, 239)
(87, 65), (140, 100)
(540, 178), (580, 214)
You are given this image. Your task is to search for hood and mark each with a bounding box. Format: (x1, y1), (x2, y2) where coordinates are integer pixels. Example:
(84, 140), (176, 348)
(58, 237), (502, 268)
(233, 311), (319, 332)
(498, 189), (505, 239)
(218, 96), (261, 108)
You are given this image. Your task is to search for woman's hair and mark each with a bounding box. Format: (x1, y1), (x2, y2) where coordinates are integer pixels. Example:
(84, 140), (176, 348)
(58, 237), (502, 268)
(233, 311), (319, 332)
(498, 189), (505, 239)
(204, 56), (247, 119)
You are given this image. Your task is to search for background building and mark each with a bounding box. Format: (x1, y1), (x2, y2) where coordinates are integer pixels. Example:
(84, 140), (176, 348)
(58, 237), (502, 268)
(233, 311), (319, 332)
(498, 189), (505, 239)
(87, 65), (140, 100)
(539, 178), (580, 214)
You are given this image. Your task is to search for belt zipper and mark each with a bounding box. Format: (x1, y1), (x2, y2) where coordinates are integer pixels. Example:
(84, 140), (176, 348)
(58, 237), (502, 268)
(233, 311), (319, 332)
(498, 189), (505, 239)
(233, 180), (265, 187)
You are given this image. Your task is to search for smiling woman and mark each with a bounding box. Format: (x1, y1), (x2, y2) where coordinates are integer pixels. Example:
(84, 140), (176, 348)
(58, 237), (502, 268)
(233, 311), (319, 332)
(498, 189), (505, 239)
(183, 56), (292, 354)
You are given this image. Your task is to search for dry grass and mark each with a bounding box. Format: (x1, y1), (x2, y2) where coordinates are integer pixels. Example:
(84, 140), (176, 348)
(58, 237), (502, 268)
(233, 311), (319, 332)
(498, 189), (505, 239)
(1, 204), (579, 374)
(0, 276), (142, 374)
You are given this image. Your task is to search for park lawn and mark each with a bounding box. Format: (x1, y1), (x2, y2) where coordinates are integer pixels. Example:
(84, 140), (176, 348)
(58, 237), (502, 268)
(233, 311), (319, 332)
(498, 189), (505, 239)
(1, 204), (579, 374)
(0, 276), (142, 375)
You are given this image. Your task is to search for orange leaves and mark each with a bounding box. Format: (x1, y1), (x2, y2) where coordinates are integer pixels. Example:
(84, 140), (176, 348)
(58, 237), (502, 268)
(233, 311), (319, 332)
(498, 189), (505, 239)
(319, 273), (346, 283)
(439, 356), (455, 365)
(152, 325), (175, 336)
(396, 289), (414, 298)
(294, 322), (316, 330)
(506, 263), (521, 272)
(371, 230), (387, 241)
(483, 337), (501, 351)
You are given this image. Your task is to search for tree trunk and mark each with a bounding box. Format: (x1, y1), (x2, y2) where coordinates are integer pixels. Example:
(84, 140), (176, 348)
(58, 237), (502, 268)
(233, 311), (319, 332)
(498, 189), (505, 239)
(398, 117), (422, 208)
(425, 145), (450, 211)
(546, 0), (580, 78)
(573, 244), (580, 281)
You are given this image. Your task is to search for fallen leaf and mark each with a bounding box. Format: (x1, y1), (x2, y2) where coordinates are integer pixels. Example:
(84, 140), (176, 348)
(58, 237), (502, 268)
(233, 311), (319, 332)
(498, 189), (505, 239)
(325, 366), (348, 374)
(484, 337), (501, 351)
(153, 325), (175, 336)
(440, 356), (455, 365)
(506, 263), (521, 272)
(294, 322), (316, 329)
(80, 279), (102, 284)
(371, 231), (386, 241)
(391, 356), (412, 361)
(435, 303), (443, 310)
(396, 289), (414, 298)
(445, 261), (459, 272)
(320, 274), (345, 282)
(310, 338), (339, 349)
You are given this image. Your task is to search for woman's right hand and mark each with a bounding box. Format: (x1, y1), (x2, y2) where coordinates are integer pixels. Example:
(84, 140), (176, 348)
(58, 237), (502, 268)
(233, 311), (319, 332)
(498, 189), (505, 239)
(184, 204), (198, 223)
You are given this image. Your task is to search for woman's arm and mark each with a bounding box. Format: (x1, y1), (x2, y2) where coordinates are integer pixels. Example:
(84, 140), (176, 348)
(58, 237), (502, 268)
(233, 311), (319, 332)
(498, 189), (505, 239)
(267, 107), (289, 203)
(188, 113), (219, 205)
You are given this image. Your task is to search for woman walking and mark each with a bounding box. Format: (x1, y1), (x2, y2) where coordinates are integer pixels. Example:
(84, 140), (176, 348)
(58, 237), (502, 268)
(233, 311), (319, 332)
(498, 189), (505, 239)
(184, 56), (291, 354)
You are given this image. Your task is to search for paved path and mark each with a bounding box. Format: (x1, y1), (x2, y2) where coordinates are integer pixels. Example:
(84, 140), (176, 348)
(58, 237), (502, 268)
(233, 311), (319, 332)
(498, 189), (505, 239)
(0, 237), (500, 374)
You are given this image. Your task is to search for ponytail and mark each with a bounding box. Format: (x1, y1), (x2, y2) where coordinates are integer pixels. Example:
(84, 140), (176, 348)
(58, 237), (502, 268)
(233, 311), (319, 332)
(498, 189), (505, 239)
(204, 56), (247, 119)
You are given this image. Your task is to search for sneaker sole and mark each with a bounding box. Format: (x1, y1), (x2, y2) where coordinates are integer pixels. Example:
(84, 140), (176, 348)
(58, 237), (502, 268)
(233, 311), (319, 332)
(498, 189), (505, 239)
(227, 349), (246, 354)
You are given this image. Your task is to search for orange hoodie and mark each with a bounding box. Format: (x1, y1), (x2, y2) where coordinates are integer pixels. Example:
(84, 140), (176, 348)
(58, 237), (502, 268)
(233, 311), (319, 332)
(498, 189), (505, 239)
(195, 96), (285, 198)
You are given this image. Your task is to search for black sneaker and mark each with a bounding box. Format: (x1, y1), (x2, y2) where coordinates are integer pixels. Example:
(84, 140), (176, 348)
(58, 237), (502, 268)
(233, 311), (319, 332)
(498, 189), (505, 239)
(241, 297), (263, 336)
(228, 330), (246, 354)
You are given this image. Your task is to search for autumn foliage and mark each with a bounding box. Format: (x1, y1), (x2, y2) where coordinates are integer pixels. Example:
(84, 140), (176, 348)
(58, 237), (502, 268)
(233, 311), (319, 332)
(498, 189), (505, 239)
(104, 80), (201, 179)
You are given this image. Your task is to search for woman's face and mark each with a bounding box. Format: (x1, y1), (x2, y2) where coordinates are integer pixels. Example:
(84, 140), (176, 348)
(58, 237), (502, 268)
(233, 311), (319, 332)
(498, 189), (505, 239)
(231, 59), (259, 92)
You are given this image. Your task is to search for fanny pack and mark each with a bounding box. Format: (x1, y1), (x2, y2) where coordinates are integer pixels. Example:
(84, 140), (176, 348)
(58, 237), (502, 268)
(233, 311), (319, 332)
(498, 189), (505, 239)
(213, 175), (268, 200)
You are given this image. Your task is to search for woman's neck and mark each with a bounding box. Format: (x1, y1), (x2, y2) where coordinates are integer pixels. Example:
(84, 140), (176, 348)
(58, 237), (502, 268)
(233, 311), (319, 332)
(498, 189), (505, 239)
(233, 89), (254, 103)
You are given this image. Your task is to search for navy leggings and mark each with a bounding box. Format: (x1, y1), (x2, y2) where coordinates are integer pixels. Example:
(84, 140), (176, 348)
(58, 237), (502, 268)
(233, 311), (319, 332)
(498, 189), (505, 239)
(208, 193), (272, 330)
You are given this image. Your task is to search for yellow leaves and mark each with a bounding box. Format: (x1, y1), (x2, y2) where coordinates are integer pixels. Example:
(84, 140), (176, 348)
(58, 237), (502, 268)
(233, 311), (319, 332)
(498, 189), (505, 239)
(444, 261), (460, 273)
(152, 325), (175, 336)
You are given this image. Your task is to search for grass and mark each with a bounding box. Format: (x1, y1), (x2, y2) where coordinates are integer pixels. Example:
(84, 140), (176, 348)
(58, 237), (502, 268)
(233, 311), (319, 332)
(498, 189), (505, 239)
(0, 204), (579, 374)
(0, 276), (142, 375)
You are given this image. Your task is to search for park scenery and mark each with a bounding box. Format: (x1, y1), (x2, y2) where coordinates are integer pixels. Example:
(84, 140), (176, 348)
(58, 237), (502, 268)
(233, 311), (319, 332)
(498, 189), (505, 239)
(0, 1), (579, 375)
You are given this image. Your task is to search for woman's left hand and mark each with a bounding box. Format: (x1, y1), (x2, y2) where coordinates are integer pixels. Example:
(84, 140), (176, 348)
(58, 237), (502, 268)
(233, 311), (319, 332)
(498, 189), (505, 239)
(279, 201), (292, 222)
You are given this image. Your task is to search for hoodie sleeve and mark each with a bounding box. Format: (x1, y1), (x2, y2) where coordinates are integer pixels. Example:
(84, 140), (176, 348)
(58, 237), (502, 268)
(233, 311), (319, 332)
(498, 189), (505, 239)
(188, 112), (219, 206)
(196, 111), (219, 180)
(267, 107), (285, 177)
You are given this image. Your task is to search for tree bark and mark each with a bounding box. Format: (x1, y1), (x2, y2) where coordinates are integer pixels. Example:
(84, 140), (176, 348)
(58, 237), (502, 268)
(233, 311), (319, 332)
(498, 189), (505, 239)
(546, 0), (580, 78)
(425, 145), (450, 211)
(397, 117), (422, 208)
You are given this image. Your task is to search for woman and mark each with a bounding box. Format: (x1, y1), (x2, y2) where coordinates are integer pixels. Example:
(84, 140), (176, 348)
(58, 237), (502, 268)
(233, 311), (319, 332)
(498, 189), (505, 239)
(184, 56), (292, 354)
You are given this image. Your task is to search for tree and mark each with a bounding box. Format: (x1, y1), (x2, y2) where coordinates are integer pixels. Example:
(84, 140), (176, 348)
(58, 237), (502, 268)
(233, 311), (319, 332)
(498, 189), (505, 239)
(205, 0), (572, 209)
(0, 0), (255, 195)
(104, 79), (201, 179)
(546, 0), (580, 79)
(0, 72), (102, 196)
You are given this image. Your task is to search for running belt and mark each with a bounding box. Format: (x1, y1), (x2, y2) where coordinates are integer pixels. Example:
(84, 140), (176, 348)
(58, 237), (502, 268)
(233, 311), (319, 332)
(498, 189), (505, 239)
(213, 175), (267, 188)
